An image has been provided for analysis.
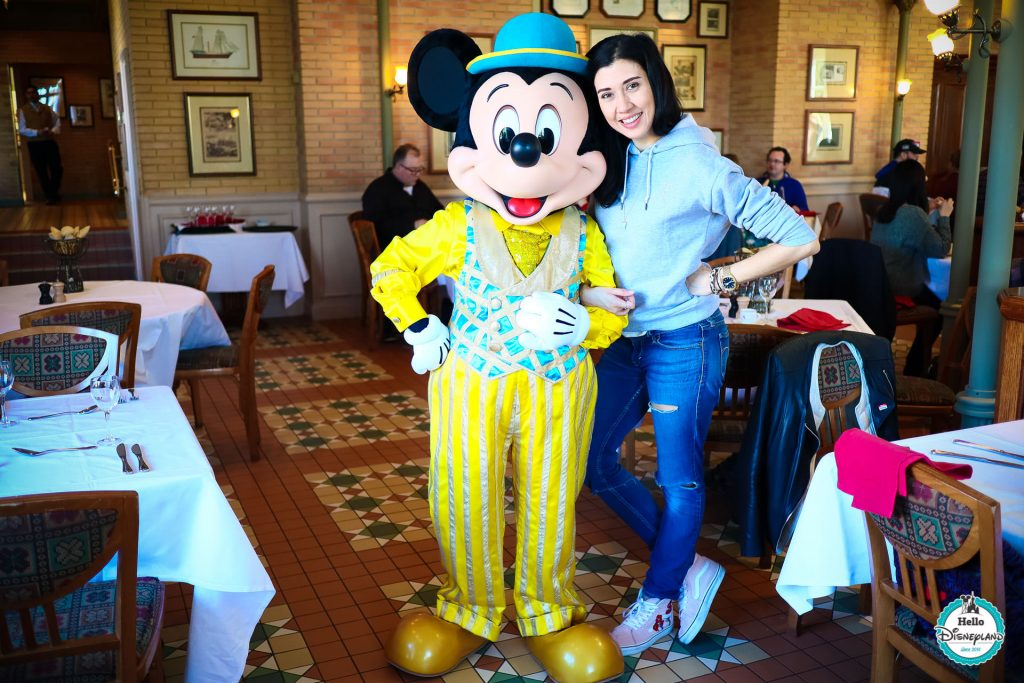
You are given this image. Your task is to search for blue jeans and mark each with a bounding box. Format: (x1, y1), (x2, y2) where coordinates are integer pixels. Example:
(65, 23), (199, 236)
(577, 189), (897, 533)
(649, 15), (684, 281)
(585, 311), (728, 600)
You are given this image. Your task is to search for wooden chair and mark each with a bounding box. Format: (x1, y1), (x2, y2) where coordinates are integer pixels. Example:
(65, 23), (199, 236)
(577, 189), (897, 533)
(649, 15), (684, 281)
(820, 201), (844, 241)
(859, 193), (887, 242)
(0, 325), (118, 397)
(0, 491), (165, 681)
(865, 463), (1004, 682)
(174, 265), (275, 461)
(995, 287), (1024, 422)
(350, 215), (385, 350)
(20, 301), (142, 389)
(152, 253), (212, 292)
(0, 259), (8, 286)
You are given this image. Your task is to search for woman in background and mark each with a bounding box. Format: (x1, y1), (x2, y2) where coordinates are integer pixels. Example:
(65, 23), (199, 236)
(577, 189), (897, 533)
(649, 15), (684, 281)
(871, 159), (953, 377)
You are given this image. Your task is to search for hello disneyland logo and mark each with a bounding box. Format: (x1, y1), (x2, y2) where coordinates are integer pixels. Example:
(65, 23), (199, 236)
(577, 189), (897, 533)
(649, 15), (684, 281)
(934, 591), (1005, 665)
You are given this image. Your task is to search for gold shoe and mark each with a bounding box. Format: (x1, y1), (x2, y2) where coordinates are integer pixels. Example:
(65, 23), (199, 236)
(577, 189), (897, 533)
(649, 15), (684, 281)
(384, 612), (487, 677)
(527, 623), (625, 683)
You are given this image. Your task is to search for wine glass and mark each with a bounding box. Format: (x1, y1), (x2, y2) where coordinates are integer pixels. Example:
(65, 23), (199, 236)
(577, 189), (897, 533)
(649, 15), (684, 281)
(0, 360), (17, 428)
(757, 273), (780, 314)
(90, 374), (121, 446)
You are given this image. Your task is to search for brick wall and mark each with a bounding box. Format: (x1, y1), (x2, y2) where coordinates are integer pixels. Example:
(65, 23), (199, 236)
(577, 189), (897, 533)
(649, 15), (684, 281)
(728, 0), (780, 175)
(0, 31), (116, 202)
(126, 0), (299, 196)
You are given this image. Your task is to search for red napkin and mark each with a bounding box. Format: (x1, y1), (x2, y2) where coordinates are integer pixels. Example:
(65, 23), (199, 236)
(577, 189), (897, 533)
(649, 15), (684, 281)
(835, 429), (973, 517)
(894, 295), (917, 310)
(776, 308), (850, 332)
(797, 209), (819, 217)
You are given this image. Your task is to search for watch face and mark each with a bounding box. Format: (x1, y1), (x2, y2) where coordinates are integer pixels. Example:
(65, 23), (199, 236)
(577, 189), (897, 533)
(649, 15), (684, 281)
(722, 275), (737, 290)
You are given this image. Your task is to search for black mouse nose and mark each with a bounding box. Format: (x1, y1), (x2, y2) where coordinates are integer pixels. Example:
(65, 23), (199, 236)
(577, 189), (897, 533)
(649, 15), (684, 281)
(510, 133), (541, 168)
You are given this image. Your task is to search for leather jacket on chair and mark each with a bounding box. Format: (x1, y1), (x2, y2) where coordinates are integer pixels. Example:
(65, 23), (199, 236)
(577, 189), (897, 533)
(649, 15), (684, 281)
(734, 330), (900, 558)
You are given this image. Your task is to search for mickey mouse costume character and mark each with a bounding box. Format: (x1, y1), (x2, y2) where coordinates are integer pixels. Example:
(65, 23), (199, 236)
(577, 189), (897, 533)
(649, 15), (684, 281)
(370, 13), (626, 683)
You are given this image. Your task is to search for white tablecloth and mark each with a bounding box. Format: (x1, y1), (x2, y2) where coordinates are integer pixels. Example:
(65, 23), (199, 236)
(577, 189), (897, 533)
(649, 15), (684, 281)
(165, 232), (310, 307)
(927, 256), (952, 301)
(0, 281), (229, 387)
(0, 386), (274, 683)
(776, 420), (1024, 615)
(720, 297), (875, 335)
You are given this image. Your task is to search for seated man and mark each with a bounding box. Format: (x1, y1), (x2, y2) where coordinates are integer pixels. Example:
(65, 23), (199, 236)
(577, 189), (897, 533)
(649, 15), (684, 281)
(757, 146), (808, 212)
(362, 143), (443, 248)
(873, 139), (925, 196)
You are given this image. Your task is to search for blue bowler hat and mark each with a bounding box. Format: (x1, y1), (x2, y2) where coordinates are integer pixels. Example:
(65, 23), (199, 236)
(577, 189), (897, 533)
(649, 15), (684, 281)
(467, 13), (587, 75)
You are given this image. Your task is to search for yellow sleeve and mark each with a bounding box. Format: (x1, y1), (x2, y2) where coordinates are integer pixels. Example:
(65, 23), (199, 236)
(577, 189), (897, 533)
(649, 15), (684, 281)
(581, 216), (627, 349)
(369, 202), (466, 331)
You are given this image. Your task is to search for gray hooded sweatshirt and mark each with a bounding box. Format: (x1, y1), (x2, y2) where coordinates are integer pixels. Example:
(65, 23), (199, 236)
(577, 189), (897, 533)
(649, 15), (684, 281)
(595, 114), (816, 335)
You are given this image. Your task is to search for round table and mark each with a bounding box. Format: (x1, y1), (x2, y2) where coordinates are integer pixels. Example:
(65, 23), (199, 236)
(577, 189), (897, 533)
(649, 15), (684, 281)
(0, 280), (230, 387)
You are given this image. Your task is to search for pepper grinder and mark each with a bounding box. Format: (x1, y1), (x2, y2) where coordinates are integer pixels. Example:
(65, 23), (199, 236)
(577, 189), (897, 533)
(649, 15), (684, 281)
(52, 281), (66, 303)
(38, 282), (54, 305)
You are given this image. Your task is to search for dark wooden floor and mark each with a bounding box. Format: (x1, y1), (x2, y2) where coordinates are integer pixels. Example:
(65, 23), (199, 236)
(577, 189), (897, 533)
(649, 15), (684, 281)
(0, 199), (127, 233)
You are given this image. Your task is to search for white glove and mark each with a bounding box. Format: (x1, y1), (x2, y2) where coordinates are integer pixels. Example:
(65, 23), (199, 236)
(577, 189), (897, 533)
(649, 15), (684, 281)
(403, 315), (450, 374)
(515, 292), (590, 351)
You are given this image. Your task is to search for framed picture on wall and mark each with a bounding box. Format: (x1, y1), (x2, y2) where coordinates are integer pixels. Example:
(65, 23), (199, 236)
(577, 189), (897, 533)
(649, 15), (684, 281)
(29, 77), (65, 118)
(428, 128), (456, 175)
(550, 0), (590, 18)
(600, 0), (644, 19)
(697, 2), (729, 38)
(69, 105), (94, 127)
(589, 26), (656, 49)
(662, 45), (706, 111)
(99, 78), (115, 119)
(804, 111), (854, 165)
(184, 93), (256, 176)
(656, 0), (692, 22)
(807, 45), (858, 100)
(168, 10), (261, 80)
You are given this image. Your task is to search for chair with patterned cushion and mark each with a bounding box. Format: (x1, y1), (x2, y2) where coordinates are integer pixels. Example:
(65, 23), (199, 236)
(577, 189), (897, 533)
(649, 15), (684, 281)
(865, 462), (1004, 682)
(174, 265), (275, 461)
(20, 302), (142, 389)
(0, 490), (165, 681)
(0, 325), (118, 397)
(152, 253), (212, 292)
(820, 202), (844, 241)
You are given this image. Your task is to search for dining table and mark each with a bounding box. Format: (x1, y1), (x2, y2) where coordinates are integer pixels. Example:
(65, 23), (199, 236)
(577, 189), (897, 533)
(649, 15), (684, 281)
(0, 280), (230, 387)
(165, 230), (310, 308)
(719, 297), (875, 335)
(776, 419), (1024, 616)
(0, 386), (275, 683)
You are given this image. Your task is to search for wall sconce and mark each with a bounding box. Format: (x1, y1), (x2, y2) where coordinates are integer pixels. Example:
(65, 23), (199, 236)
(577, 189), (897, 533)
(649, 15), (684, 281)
(386, 66), (407, 101)
(896, 79), (912, 99)
(925, 1), (1003, 60)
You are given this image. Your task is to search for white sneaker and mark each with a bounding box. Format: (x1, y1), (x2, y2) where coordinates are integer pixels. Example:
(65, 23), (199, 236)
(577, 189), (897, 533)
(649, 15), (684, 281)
(677, 554), (725, 644)
(610, 590), (675, 656)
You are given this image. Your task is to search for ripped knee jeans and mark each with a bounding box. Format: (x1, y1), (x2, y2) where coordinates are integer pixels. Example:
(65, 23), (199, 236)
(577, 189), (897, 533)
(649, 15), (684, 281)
(585, 311), (728, 599)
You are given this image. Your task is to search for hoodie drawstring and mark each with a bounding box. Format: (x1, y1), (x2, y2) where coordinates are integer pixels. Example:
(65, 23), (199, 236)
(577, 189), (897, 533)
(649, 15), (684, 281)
(643, 148), (653, 210)
(620, 152), (630, 227)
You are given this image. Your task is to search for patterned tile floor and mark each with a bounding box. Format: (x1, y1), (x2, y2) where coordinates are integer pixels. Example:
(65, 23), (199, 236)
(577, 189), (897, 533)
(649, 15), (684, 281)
(154, 318), (936, 683)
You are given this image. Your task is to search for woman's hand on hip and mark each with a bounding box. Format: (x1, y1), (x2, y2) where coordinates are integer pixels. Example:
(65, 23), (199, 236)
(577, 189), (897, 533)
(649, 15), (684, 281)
(686, 262), (714, 296)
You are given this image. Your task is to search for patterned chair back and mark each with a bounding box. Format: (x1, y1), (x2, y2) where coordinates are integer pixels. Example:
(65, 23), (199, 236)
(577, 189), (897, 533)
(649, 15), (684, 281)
(0, 491), (140, 674)
(20, 302), (142, 389)
(815, 342), (862, 456)
(0, 325), (118, 397)
(152, 253), (213, 292)
(864, 463), (1004, 681)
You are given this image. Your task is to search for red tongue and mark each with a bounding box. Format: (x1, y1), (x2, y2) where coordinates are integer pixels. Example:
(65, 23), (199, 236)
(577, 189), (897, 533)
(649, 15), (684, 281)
(507, 197), (542, 217)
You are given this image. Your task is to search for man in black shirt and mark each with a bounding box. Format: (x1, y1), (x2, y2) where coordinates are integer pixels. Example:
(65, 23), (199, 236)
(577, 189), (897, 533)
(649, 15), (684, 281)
(361, 144), (443, 248)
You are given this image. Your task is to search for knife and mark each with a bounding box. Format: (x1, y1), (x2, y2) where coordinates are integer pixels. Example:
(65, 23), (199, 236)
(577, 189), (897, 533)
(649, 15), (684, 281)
(930, 449), (1024, 470)
(115, 443), (135, 474)
(952, 439), (1024, 462)
(131, 443), (151, 472)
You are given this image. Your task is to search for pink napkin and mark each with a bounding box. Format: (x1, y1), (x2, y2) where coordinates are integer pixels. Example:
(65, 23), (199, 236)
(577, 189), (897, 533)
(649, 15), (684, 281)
(776, 308), (850, 332)
(835, 429), (972, 517)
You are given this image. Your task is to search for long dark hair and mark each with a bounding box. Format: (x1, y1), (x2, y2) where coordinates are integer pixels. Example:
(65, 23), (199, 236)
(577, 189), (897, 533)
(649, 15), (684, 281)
(586, 33), (683, 207)
(877, 159), (929, 223)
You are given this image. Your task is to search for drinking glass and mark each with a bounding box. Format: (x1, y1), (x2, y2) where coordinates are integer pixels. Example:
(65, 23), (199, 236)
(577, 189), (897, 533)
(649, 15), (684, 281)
(90, 374), (121, 446)
(0, 360), (17, 428)
(757, 273), (780, 314)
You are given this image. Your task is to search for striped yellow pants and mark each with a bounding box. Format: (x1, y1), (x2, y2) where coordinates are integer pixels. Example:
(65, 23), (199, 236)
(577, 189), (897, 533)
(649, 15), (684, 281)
(427, 353), (597, 640)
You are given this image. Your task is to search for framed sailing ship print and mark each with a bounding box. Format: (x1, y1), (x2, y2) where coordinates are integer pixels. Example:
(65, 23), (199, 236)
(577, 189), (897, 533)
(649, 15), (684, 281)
(168, 10), (261, 80)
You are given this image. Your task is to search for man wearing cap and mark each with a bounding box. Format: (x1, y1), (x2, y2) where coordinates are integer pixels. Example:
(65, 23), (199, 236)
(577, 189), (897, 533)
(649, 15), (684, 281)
(874, 139), (926, 195)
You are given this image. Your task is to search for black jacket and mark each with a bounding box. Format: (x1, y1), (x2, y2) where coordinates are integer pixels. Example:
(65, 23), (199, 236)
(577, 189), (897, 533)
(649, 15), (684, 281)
(804, 239), (897, 340)
(361, 170), (443, 248)
(734, 331), (900, 558)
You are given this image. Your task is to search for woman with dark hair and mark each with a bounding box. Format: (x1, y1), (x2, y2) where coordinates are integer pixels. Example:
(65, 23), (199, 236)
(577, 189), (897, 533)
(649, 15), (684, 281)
(578, 32), (819, 656)
(871, 159), (953, 376)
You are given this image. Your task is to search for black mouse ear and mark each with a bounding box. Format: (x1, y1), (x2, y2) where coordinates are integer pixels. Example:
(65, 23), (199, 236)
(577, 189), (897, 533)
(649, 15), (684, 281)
(407, 29), (482, 132)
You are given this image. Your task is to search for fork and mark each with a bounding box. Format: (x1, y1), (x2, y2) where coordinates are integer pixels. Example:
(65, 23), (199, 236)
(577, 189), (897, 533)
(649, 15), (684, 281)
(13, 446), (99, 456)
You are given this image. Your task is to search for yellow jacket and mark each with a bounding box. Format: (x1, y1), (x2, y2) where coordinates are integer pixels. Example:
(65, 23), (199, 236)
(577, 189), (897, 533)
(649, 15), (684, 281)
(370, 201), (626, 349)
